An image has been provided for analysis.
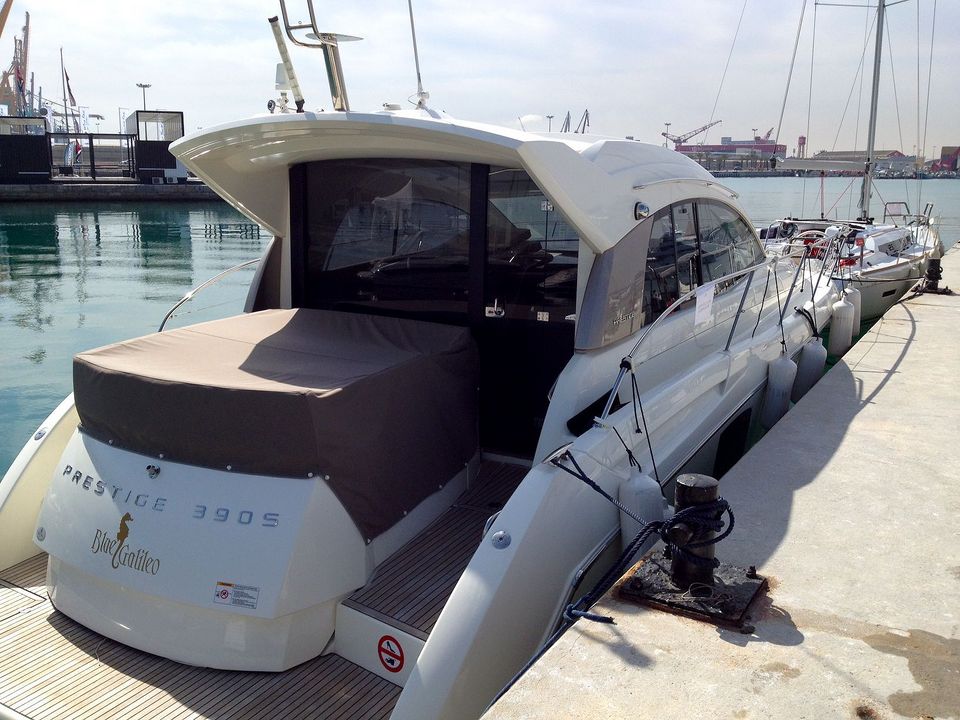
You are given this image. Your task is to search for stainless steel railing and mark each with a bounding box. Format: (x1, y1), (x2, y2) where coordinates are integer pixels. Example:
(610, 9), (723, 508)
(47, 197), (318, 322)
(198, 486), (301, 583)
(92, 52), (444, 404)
(597, 245), (816, 422)
(158, 258), (261, 332)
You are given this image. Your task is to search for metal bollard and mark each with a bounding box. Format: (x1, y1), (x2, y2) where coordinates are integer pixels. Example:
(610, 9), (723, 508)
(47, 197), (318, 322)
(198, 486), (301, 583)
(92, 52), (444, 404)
(924, 257), (943, 292)
(669, 473), (719, 589)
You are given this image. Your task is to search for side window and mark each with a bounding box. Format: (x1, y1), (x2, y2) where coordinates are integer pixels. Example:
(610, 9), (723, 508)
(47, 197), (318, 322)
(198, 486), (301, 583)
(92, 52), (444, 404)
(485, 168), (578, 323)
(643, 208), (680, 322)
(671, 202), (700, 296)
(697, 201), (765, 282)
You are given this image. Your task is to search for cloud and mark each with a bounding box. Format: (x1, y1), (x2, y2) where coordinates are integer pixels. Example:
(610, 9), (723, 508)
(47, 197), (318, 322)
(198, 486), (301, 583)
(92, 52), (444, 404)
(9, 0), (958, 151)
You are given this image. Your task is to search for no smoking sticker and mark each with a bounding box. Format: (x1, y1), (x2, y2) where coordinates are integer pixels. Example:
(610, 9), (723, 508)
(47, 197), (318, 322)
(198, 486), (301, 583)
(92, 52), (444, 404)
(378, 635), (404, 673)
(213, 581), (260, 609)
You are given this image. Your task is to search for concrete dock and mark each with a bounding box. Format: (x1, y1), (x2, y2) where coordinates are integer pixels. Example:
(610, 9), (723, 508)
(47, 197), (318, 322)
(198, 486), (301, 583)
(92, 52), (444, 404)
(486, 248), (960, 719)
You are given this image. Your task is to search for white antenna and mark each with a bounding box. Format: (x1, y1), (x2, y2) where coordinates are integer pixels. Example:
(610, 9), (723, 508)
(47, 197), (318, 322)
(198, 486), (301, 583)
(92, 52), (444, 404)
(268, 16), (306, 112)
(407, 0), (429, 108)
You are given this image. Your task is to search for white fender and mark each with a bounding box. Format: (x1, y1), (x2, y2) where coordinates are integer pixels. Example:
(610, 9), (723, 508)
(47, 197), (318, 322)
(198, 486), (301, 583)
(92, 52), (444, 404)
(828, 297), (855, 357)
(791, 337), (828, 403)
(844, 286), (862, 335)
(760, 353), (798, 429)
(617, 466), (666, 561)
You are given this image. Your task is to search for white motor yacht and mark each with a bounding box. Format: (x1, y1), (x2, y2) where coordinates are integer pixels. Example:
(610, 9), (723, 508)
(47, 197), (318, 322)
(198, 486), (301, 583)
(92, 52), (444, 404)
(0, 7), (839, 720)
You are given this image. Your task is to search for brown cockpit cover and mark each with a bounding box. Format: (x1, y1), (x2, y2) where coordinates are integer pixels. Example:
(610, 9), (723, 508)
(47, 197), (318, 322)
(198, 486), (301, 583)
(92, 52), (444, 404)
(73, 309), (479, 540)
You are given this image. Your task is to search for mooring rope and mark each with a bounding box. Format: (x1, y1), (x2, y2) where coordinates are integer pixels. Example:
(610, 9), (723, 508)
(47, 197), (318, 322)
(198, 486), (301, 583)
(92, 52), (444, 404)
(493, 457), (735, 706)
(551, 451), (734, 622)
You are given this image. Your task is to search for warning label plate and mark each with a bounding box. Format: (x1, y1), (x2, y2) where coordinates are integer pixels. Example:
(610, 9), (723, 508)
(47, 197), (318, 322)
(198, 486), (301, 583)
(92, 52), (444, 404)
(213, 581), (260, 609)
(378, 635), (404, 673)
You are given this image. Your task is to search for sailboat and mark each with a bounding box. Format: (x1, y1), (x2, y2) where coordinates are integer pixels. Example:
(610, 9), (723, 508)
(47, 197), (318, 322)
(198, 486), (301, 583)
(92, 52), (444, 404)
(0, 3), (838, 719)
(764, 0), (943, 322)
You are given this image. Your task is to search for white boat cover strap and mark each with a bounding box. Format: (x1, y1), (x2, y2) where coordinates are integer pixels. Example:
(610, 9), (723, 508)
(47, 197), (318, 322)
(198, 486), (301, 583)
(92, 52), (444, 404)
(73, 308), (479, 539)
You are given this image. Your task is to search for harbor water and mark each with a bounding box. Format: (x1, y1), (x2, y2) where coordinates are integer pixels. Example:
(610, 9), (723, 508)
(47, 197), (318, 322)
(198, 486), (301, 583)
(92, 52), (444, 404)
(1, 178), (959, 475)
(0, 201), (267, 475)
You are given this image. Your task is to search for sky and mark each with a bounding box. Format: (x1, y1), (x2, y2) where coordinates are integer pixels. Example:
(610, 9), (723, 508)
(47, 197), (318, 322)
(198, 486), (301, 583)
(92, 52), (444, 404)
(4, 0), (957, 158)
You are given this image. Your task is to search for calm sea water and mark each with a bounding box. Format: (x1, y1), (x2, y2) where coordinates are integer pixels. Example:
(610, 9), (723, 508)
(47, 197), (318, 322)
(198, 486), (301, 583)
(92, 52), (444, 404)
(1, 178), (958, 475)
(0, 202), (266, 475)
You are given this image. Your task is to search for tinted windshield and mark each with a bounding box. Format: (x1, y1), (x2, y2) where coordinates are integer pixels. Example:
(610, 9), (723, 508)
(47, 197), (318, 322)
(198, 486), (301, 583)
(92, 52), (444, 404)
(300, 159), (472, 317)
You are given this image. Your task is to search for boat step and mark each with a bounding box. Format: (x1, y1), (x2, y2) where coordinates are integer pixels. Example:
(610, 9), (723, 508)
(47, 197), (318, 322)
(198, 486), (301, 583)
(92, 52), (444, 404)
(335, 461), (527, 679)
(0, 555), (401, 720)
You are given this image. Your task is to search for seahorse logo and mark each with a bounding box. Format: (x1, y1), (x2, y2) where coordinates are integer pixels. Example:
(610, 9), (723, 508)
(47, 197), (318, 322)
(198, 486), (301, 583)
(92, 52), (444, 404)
(116, 512), (133, 547)
(90, 511), (160, 575)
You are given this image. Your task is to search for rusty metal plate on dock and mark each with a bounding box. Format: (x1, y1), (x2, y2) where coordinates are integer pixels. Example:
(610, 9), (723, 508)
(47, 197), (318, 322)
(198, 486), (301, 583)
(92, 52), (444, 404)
(618, 553), (767, 631)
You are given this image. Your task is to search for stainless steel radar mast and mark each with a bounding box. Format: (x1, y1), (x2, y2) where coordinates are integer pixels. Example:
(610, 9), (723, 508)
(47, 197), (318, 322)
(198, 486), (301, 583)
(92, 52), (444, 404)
(277, 0), (361, 112)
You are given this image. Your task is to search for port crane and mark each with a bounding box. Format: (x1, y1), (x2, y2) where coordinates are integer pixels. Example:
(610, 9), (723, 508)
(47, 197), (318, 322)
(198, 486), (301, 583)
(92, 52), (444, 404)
(0, 0), (13, 39)
(661, 120), (721, 148)
(559, 109), (590, 134)
(0, 2), (29, 117)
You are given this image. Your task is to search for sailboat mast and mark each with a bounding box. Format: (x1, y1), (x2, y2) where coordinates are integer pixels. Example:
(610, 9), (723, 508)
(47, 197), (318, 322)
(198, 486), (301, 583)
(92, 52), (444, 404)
(858, 0), (886, 221)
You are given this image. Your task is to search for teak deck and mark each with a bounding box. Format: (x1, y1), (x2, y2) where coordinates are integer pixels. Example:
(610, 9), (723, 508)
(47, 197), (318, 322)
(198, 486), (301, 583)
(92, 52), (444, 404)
(0, 554), (400, 720)
(0, 460), (528, 720)
(344, 462), (528, 638)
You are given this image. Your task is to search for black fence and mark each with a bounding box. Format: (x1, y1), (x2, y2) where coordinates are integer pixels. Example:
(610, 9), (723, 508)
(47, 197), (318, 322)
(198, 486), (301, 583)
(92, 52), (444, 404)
(48, 132), (137, 181)
(0, 117), (187, 185)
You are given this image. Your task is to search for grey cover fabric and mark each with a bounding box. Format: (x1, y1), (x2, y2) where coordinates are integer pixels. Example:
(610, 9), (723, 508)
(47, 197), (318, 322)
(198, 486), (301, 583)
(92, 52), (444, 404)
(73, 309), (479, 539)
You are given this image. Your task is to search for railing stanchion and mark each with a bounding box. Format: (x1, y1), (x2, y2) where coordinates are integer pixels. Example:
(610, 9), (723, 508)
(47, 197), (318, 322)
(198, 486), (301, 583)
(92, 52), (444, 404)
(597, 249), (810, 425)
(724, 270), (754, 352)
(778, 246), (809, 325)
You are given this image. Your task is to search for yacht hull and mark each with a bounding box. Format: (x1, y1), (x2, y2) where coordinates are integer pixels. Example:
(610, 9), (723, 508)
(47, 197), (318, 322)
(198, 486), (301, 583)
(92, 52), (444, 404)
(0, 395), (78, 572)
(847, 255), (927, 321)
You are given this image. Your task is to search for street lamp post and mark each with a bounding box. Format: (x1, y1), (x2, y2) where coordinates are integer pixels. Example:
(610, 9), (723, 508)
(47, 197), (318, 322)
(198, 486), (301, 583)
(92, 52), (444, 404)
(136, 83), (151, 110)
(136, 83), (151, 140)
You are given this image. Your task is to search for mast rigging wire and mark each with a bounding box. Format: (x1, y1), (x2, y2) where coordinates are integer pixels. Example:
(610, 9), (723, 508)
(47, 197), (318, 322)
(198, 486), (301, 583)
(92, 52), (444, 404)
(801, 1), (817, 218)
(704, 0), (748, 146)
(830, 11), (877, 153)
(918, 0), (936, 210)
(884, 18), (909, 204)
(915, 0), (921, 209)
(774, 0), (808, 154)
(849, 4), (870, 220)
